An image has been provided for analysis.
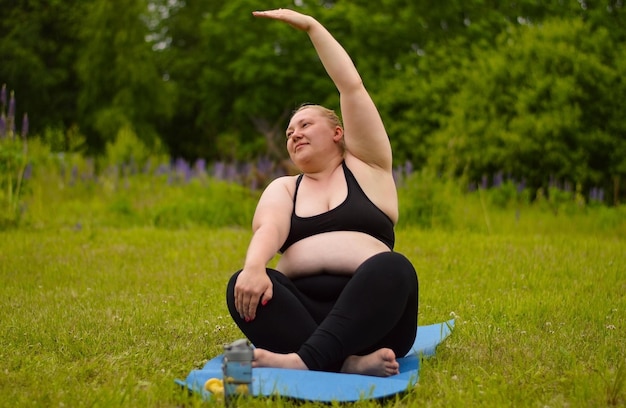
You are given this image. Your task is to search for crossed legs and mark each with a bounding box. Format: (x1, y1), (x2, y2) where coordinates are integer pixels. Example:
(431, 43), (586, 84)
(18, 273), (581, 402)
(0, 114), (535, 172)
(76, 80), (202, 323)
(226, 252), (418, 376)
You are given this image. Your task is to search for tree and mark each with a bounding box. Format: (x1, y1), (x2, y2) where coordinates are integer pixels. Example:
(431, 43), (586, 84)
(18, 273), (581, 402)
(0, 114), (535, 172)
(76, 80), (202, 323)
(426, 18), (625, 200)
(0, 0), (88, 136)
(76, 0), (175, 153)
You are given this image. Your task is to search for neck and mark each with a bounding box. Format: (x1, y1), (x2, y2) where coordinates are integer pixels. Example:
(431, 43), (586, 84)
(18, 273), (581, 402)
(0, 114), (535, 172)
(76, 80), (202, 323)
(299, 155), (343, 181)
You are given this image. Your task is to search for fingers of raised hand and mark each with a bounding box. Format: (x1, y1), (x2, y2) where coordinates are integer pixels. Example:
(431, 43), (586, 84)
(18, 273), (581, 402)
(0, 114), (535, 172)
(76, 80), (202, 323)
(252, 9), (311, 31)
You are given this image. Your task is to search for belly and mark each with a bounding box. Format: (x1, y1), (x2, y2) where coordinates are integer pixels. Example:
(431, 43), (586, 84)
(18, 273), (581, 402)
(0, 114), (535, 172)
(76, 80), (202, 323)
(276, 231), (391, 278)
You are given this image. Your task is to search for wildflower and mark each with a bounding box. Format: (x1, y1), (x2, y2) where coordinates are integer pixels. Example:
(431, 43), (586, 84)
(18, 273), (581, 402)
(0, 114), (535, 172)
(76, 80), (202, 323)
(23, 163), (32, 180)
(21, 113), (28, 139)
(606, 325), (616, 330)
(213, 161), (226, 180)
(174, 157), (191, 181)
(194, 158), (206, 176)
(404, 160), (413, 176)
(517, 179), (526, 194)
(8, 91), (15, 129)
(493, 171), (503, 188)
(0, 83), (6, 107)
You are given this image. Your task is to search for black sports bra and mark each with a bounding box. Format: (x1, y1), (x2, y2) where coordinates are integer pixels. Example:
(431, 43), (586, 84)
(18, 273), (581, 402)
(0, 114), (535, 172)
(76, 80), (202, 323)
(279, 162), (395, 253)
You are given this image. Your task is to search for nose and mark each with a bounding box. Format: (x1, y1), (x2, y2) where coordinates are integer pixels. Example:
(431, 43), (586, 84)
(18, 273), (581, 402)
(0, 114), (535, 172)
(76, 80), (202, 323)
(290, 131), (303, 141)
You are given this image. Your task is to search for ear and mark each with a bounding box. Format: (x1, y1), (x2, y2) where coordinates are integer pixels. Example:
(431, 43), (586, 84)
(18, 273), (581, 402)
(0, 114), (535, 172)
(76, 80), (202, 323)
(332, 126), (344, 143)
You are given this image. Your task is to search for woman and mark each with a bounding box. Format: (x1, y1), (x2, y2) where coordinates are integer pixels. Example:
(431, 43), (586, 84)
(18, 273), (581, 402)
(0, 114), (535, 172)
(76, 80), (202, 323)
(226, 8), (418, 377)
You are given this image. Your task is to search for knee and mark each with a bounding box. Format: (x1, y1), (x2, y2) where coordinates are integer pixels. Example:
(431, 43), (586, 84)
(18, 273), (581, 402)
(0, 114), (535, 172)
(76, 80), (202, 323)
(226, 270), (242, 301)
(358, 252), (418, 289)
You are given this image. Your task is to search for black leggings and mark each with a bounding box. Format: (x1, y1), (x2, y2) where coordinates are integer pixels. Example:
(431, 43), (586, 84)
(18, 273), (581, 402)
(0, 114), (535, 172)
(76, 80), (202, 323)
(226, 251), (418, 372)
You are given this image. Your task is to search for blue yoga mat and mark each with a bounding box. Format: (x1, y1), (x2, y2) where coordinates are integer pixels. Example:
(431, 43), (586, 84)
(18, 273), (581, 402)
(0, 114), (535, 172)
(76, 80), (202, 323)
(175, 319), (454, 402)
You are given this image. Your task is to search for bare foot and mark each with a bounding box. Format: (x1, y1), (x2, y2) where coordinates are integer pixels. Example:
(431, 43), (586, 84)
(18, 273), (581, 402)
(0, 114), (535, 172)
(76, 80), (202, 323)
(340, 348), (399, 377)
(253, 348), (308, 370)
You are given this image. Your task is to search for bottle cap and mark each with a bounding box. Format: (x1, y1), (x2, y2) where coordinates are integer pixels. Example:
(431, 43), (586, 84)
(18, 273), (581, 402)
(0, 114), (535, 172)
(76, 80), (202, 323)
(224, 338), (254, 361)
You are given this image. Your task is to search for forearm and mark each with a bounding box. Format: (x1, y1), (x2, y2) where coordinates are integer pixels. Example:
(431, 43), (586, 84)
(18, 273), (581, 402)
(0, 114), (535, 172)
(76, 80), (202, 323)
(243, 224), (282, 270)
(306, 19), (363, 94)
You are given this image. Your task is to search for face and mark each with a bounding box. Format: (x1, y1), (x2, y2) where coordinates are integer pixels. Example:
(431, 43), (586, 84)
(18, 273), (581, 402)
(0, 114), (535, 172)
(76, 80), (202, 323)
(285, 107), (342, 163)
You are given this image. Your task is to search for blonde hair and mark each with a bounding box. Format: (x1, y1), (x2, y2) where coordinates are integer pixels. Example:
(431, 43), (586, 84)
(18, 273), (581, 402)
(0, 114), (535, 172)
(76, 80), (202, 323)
(291, 103), (343, 129)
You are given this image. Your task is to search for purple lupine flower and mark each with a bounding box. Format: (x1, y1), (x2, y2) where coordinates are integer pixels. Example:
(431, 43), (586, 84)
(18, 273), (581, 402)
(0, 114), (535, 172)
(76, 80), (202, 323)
(127, 156), (137, 175)
(549, 174), (557, 189)
(0, 114), (5, 138)
(404, 161), (414, 177)
(563, 181), (572, 192)
(8, 91), (15, 120)
(481, 174), (488, 189)
(70, 165), (78, 186)
(392, 165), (402, 186)
(174, 157), (191, 181)
(194, 158), (206, 177)
(257, 156), (272, 176)
(213, 161), (225, 180)
(85, 158), (95, 181)
(241, 162), (252, 180)
(21, 113), (28, 139)
(225, 163), (238, 182)
(517, 179), (526, 194)
(493, 171), (503, 188)
(143, 158), (152, 174)
(154, 163), (169, 176)
(590, 187), (605, 203)
(0, 84), (6, 108)
(23, 163), (32, 180)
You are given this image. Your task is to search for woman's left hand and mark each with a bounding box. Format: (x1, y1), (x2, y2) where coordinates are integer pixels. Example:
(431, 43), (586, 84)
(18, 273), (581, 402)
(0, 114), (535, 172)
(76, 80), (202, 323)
(252, 9), (315, 32)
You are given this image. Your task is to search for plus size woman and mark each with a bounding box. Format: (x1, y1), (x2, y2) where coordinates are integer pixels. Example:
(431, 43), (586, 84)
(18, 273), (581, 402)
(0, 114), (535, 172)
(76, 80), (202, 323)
(226, 8), (418, 377)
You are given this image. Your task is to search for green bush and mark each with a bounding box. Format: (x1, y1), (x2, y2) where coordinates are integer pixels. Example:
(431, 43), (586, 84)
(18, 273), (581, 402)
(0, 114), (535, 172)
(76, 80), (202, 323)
(397, 171), (456, 229)
(150, 180), (256, 228)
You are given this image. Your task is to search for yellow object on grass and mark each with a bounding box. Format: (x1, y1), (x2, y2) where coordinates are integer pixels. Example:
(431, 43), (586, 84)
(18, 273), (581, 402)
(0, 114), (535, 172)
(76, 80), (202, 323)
(204, 378), (224, 395)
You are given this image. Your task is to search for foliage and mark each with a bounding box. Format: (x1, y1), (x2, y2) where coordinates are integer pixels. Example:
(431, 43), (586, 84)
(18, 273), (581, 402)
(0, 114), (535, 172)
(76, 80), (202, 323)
(103, 125), (168, 171)
(20, 153), (259, 230)
(0, 0), (87, 132)
(1, 0), (626, 201)
(424, 18), (626, 203)
(76, 0), (176, 152)
(397, 170), (456, 229)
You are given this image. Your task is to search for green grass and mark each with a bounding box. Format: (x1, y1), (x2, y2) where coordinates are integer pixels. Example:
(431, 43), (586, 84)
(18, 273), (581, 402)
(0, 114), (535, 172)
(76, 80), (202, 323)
(1, 161), (625, 407)
(1, 220), (624, 407)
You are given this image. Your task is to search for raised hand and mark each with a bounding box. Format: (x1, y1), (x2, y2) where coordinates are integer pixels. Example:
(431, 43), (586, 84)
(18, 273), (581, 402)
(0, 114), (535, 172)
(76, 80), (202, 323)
(252, 8), (315, 32)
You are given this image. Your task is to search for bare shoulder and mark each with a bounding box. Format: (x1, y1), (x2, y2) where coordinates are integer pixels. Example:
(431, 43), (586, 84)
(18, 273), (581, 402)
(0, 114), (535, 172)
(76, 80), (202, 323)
(344, 155), (398, 223)
(258, 175), (298, 203)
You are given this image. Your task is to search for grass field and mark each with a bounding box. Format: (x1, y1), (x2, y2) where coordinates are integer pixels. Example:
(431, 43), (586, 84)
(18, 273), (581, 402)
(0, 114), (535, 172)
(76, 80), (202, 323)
(1, 210), (624, 407)
(1, 161), (625, 407)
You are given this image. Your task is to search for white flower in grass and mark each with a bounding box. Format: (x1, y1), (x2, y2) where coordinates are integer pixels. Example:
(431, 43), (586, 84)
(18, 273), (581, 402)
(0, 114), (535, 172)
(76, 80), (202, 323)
(606, 324), (616, 330)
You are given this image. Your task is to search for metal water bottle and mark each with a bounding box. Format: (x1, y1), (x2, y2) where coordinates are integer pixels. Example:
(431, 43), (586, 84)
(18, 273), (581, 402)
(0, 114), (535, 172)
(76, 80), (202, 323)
(222, 338), (253, 405)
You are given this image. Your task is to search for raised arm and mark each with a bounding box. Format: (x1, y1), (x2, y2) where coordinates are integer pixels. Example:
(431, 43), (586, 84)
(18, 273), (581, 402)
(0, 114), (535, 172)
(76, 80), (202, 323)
(253, 9), (393, 171)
